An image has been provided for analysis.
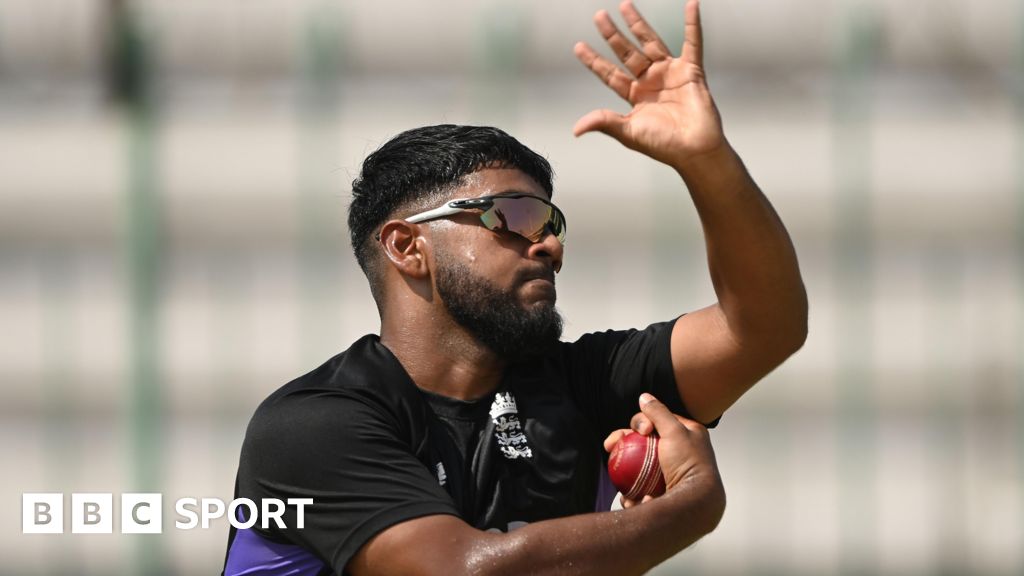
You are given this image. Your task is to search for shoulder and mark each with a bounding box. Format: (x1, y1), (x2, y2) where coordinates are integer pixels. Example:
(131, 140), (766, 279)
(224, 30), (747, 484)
(557, 318), (679, 362)
(243, 335), (430, 464)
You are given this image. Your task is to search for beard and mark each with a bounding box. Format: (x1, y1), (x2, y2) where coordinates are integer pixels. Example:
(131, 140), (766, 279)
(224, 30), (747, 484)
(435, 253), (563, 361)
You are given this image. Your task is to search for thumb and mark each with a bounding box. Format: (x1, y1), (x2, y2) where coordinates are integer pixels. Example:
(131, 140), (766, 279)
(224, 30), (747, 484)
(573, 109), (629, 140)
(638, 393), (681, 438)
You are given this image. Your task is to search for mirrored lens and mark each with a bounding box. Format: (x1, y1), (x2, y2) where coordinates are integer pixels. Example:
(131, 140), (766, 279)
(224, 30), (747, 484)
(481, 196), (566, 243)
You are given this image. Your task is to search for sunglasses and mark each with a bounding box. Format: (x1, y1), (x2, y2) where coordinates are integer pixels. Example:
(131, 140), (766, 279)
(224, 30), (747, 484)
(404, 193), (567, 244)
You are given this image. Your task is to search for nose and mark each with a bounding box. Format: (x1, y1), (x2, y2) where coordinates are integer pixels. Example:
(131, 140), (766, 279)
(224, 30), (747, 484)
(527, 228), (564, 273)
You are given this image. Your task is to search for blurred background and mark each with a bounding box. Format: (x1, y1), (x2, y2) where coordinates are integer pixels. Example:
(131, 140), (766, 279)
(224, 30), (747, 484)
(1, 0), (1021, 574)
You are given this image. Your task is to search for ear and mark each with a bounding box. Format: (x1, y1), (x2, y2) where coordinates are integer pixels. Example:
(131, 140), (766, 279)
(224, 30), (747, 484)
(378, 219), (431, 279)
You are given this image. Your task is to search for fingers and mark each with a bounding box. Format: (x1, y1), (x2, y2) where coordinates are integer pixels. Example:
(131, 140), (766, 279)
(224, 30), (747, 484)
(619, 0), (672, 61)
(682, 0), (703, 68)
(630, 412), (653, 436)
(573, 42), (632, 101)
(606, 410), (654, 453)
(594, 9), (652, 78)
(606, 410), (658, 453)
(603, 429), (629, 453)
(619, 493), (655, 509)
(572, 108), (629, 140)
(605, 411), (653, 453)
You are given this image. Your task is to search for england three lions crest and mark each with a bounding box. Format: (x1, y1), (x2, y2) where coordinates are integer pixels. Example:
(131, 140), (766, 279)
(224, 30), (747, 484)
(489, 392), (533, 460)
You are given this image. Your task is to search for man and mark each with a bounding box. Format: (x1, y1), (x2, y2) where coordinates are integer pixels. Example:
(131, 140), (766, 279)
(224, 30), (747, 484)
(223, 1), (807, 574)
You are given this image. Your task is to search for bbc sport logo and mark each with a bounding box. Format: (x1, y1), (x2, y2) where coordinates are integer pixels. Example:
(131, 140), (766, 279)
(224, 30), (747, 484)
(22, 493), (313, 534)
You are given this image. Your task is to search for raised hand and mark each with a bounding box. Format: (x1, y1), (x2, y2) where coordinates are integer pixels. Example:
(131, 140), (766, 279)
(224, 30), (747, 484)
(574, 0), (725, 170)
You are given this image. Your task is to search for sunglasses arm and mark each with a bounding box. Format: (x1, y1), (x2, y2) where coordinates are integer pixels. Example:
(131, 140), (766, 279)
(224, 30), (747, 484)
(405, 203), (466, 224)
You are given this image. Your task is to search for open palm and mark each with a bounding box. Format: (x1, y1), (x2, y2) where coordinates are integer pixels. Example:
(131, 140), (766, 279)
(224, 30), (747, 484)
(574, 0), (724, 169)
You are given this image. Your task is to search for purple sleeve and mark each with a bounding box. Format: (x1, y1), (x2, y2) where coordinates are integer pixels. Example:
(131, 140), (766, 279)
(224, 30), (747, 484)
(224, 514), (327, 576)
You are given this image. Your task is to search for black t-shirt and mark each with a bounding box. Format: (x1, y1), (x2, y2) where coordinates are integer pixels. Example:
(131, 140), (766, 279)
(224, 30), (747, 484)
(223, 319), (697, 576)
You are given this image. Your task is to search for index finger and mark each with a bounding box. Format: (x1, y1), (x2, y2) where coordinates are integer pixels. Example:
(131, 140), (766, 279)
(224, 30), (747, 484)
(630, 411), (653, 436)
(603, 429), (630, 453)
(681, 0), (704, 68)
(620, 0), (672, 61)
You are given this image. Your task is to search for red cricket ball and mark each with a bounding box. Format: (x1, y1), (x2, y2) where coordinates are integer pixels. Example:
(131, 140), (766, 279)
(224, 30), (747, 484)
(607, 432), (666, 501)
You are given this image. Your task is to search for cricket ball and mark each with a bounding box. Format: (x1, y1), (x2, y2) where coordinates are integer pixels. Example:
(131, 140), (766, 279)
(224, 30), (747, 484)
(607, 432), (666, 501)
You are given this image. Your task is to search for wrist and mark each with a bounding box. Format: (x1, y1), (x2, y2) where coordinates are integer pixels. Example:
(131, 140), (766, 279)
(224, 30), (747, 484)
(661, 469), (726, 535)
(669, 140), (738, 182)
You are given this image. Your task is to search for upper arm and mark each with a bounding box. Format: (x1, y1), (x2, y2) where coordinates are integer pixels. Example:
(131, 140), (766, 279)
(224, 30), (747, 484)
(560, 321), (688, 436)
(671, 303), (801, 424)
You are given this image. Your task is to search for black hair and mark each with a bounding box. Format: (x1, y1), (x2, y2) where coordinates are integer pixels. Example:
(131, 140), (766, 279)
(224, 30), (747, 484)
(348, 124), (554, 296)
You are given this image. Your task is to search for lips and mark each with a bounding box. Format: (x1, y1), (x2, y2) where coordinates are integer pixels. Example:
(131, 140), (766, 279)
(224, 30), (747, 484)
(525, 277), (556, 289)
(519, 268), (557, 301)
(518, 267), (556, 286)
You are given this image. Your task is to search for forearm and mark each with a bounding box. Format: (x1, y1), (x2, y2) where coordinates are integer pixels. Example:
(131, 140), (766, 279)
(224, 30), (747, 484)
(673, 142), (808, 348)
(350, 398), (723, 576)
(467, 472), (725, 576)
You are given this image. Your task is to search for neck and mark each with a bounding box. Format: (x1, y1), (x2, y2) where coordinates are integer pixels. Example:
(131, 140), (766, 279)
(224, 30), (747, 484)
(380, 311), (506, 401)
